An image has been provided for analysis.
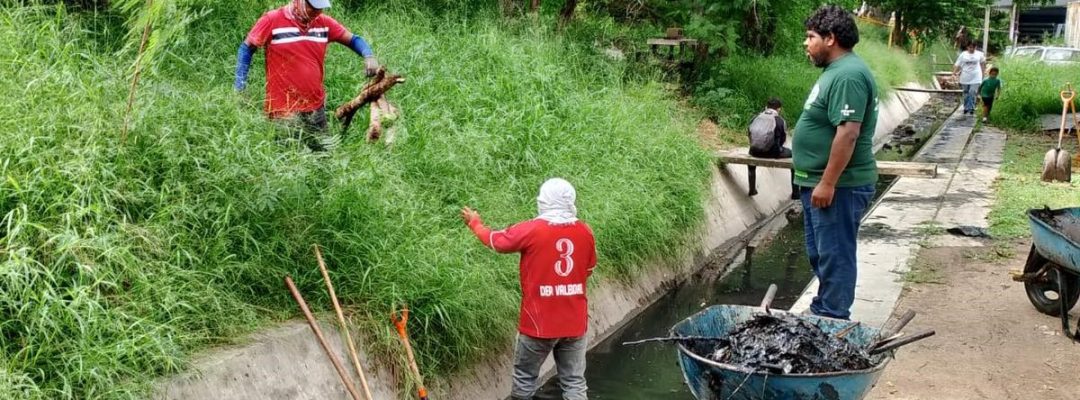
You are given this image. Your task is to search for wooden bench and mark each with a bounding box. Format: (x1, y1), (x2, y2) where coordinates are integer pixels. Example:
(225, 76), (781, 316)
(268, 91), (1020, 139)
(715, 149), (939, 196)
(647, 38), (700, 62)
(716, 150), (938, 178)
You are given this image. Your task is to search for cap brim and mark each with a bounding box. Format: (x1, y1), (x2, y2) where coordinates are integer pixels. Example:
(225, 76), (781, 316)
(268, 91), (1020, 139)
(307, 0), (331, 9)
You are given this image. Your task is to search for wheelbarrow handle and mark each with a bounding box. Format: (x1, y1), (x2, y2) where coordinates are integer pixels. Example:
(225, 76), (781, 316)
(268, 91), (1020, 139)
(869, 329), (935, 355)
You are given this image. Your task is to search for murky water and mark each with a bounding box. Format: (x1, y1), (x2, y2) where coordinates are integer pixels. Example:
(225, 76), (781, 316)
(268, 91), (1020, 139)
(535, 221), (813, 400)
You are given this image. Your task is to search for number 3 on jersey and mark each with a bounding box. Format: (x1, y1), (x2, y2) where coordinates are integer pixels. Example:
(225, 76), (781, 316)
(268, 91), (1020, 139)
(554, 238), (575, 277)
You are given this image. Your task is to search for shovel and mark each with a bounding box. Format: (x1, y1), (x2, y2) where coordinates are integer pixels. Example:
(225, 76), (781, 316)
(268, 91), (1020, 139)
(392, 305), (429, 400)
(1042, 86), (1074, 182)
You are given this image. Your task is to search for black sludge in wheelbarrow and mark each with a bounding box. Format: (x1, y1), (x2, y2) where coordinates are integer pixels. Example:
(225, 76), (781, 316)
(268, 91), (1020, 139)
(690, 313), (874, 374)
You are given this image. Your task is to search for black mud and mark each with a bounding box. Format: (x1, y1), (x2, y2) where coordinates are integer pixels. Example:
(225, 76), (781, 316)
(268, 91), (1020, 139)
(1032, 207), (1080, 243)
(878, 94), (960, 162)
(688, 313), (874, 375)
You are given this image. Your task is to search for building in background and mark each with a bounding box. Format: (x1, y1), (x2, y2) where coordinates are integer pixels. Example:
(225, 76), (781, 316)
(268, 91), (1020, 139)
(994, 0), (1072, 45)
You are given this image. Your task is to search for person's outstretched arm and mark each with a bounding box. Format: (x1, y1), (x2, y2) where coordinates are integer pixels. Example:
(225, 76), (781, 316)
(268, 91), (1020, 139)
(461, 207), (526, 253)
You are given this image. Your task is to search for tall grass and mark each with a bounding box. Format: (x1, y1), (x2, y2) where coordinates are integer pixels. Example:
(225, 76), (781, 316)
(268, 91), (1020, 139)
(981, 59), (1080, 131)
(0, 2), (710, 398)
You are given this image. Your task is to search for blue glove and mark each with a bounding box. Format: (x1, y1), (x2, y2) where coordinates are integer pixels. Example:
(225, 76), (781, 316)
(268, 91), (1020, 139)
(235, 42), (255, 91)
(348, 35), (379, 76)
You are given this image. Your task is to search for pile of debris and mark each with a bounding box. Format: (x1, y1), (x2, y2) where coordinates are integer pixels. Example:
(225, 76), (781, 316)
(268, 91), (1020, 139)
(688, 314), (874, 374)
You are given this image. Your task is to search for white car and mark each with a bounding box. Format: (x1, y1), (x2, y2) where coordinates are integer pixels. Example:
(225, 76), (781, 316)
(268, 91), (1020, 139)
(1007, 46), (1080, 64)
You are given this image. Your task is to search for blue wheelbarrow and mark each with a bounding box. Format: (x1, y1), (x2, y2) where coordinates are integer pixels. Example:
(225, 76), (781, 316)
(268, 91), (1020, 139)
(1015, 206), (1080, 340)
(655, 285), (931, 400)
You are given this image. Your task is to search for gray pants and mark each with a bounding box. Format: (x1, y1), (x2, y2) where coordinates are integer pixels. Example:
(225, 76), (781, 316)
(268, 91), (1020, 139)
(511, 334), (587, 400)
(279, 107), (337, 152)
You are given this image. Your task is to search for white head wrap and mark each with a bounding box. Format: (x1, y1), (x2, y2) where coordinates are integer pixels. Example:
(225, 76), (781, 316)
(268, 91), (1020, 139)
(536, 178), (578, 225)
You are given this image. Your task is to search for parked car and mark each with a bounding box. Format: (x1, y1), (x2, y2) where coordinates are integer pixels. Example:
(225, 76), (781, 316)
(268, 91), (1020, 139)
(1006, 45), (1080, 64)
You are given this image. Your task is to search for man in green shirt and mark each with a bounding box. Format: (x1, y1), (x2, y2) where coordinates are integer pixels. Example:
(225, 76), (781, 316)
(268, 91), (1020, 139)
(792, 5), (878, 320)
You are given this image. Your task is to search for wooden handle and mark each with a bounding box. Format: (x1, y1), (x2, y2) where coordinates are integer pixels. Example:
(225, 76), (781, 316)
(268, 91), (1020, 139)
(285, 276), (364, 400)
(759, 284), (778, 312)
(880, 310), (916, 339)
(870, 330), (935, 355)
(315, 245), (373, 400)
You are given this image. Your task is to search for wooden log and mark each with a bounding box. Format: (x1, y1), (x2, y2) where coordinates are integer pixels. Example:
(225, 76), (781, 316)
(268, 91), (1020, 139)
(335, 67), (405, 133)
(366, 102), (381, 142)
(893, 87), (962, 94)
(715, 149), (938, 178)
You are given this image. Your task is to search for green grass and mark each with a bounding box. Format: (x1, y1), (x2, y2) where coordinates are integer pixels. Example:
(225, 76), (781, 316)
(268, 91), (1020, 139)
(988, 134), (1080, 238)
(0, 3), (711, 398)
(902, 257), (946, 284)
(962, 241), (1017, 263)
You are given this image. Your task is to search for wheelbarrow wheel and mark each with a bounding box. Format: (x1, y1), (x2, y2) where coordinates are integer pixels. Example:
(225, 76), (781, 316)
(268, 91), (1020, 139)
(1023, 245), (1080, 317)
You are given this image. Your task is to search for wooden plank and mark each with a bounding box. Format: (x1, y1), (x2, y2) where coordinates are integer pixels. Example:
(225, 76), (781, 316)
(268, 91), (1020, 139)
(893, 87), (962, 94)
(647, 38), (698, 46)
(715, 150), (938, 178)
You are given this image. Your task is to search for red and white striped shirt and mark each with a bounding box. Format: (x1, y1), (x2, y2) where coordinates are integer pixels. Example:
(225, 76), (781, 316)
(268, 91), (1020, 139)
(244, 7), (350, 117)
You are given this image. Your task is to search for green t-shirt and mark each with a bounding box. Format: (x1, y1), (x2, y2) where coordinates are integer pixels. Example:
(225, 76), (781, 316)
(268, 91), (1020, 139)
(980, 76), (1002, 98)
(792, 52), (879, 188)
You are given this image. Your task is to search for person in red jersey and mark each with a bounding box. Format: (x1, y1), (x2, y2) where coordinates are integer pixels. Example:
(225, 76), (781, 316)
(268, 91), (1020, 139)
(234, 0), (379, 151)
(461, 178), (596, 400)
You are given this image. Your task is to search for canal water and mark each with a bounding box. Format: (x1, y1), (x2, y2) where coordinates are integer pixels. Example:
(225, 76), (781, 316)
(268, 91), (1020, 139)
(533, 92), (957, 399)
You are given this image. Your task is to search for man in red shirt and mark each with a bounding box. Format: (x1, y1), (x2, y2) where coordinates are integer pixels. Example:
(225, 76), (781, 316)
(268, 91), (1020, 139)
(234, 0), (379, 151)
(461, 178), (596, 400)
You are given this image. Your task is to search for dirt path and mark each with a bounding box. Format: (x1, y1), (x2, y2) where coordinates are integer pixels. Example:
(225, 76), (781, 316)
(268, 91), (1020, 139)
(867, 242), (1080, 400)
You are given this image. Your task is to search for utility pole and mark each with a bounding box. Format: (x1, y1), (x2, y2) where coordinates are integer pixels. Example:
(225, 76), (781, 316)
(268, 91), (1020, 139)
(983, 5), (991, 53)
(1009, 3), (1018, 46)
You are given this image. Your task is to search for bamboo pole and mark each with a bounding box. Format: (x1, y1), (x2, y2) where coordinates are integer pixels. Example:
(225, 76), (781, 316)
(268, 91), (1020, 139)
(314, 245), (374, 400)
(121, 0), (155, 143)
(284, 276), (364, 400)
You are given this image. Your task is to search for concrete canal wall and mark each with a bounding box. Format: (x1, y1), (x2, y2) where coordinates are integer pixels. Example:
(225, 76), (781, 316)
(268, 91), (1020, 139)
(154, 83), (931, 400)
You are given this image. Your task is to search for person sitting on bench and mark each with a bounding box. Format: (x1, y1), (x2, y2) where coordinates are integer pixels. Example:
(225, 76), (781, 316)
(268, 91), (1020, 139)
(747, 97), (798, 199)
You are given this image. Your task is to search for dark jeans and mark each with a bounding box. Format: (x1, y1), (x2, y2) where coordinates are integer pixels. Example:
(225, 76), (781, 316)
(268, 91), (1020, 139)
(511, 334), (588, 400)
(800, 184), (875, 319)
(279, 107), (335, 151)
(747, 146), (797, 199)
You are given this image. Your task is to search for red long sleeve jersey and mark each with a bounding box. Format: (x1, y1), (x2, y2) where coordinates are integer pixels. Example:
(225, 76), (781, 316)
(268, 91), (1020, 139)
(469, 218), (597, 338)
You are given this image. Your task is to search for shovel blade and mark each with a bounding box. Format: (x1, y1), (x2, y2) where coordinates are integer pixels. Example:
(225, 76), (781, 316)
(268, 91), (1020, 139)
(1056, 149), (1073, 182)
(1043, 148), (1074, 182)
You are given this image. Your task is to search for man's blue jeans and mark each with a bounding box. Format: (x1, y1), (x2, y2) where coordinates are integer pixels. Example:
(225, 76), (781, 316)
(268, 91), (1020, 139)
(800, 184), (875, 319)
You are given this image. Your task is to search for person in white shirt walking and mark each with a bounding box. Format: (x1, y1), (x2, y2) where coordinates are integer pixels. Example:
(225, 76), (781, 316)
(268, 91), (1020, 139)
(953, 41), (986, 115)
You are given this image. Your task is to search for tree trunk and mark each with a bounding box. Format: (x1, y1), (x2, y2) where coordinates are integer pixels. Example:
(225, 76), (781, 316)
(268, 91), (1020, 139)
(531, 0), (539, 13)
(559, 0), (577, 23)
(891, 9), (905, 47)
